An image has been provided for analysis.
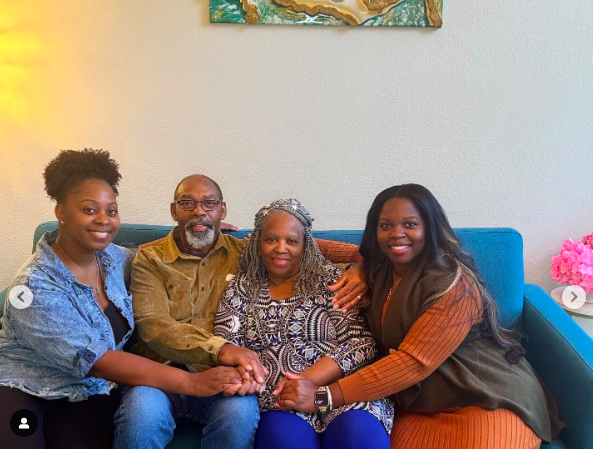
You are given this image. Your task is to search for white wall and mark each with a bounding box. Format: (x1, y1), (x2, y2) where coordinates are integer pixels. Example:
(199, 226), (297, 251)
(1, 0), (592, 292)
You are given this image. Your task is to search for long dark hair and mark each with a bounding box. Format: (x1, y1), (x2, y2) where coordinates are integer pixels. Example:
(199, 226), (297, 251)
(360, 184), (524, 355)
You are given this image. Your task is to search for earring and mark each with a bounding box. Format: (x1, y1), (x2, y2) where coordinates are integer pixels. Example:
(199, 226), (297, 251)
(60, 221), (64, 224)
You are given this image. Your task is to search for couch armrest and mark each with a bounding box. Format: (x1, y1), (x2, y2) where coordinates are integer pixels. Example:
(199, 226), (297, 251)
(523, 283), (593, 449)
(0, 287), (6, 325)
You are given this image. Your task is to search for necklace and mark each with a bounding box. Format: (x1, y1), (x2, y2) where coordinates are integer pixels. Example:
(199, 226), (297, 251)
(55, 240), (101, 296)
(382, 276), (403, 325)
(386, 276), (403, 300)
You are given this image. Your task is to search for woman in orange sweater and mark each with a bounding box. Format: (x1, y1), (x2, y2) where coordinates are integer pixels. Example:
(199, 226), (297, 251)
(274, 184), (564, 449)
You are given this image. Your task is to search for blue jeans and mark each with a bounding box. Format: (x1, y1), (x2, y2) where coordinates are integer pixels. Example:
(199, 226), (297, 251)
(113, 386), (260, 449)
(254, 410), (389, 449)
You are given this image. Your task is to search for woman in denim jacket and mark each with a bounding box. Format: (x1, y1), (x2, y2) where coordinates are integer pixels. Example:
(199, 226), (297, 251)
(0, 149), (244, 448)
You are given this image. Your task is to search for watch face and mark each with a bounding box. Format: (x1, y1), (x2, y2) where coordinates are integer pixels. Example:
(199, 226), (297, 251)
(315, 389), (329, 407)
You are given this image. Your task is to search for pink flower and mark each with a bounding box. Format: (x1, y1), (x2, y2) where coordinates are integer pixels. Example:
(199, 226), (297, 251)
(551, 236), (593, 294)
(583, 232), (593, 248)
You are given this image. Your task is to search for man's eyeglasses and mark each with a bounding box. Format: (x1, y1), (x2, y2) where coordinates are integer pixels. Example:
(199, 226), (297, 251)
(174, 199), (223, 211)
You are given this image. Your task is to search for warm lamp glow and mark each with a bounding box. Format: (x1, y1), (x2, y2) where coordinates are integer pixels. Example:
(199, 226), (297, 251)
(0, 2), (48, 128)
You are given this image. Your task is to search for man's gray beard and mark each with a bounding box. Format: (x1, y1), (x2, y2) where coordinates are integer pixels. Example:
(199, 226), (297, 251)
(184, 226), (216, 251)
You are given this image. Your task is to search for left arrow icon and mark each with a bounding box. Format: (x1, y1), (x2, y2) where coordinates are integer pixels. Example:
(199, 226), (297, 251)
(9, 286), (34, 310)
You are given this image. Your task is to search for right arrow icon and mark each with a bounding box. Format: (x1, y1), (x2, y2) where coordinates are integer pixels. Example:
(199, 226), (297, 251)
(562, 286), (586, 310)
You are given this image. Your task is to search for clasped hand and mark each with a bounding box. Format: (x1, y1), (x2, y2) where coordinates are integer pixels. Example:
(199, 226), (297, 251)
(217, 343), (268, 396)
(222, 366), (266, 396)
(272, 372), (319, 413)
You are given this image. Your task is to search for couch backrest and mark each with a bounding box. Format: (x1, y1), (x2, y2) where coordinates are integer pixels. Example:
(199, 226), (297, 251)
(2, 223), (525, 329)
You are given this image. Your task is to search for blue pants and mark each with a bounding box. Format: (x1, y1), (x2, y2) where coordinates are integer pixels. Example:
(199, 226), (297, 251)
(114, 386), (260, 449)
(254, 410), (389, 449)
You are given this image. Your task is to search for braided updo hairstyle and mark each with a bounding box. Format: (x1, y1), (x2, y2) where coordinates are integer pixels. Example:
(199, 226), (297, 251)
(239, 198), (326, 296)
(43, 149), (121, 202)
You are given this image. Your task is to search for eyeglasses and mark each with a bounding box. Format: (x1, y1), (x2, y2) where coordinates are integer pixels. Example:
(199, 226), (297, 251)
(174, 199), (223, 211)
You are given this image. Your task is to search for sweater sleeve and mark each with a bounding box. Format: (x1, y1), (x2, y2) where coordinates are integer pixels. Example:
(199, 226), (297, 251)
(338, 279), (482, 403)
(315, 239), (363, 264)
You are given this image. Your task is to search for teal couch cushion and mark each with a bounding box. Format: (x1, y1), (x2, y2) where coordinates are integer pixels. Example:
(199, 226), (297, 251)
(19, 223), (525, 330)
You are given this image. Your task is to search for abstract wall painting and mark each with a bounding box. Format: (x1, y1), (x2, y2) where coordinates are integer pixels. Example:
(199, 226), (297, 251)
(210, 0), (442, 27)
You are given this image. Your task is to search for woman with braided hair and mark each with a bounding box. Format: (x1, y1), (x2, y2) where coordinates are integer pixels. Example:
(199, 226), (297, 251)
(0, 149), (244, 448)
(213, 198), (393, 449)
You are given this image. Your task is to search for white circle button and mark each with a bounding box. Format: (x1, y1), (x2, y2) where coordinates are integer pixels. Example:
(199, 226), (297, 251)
(561, 285), (586, 310)
(8, 286), (34, 310)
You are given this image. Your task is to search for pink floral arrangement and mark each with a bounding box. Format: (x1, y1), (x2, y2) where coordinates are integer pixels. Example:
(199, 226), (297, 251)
(551, 232), (593, 294)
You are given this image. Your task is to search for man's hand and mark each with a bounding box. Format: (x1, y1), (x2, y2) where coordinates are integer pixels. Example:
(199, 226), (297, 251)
(220, 221), (242, 231)
(329, 263), (368, 311)
(273, 372), (319, 413)
(217, 344), (269, 384)
(188, 366), (243, 397)
(224, 366), (266, 397)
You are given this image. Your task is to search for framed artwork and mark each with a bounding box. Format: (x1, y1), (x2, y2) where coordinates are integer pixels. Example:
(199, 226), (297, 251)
(210, 0), (442, 27)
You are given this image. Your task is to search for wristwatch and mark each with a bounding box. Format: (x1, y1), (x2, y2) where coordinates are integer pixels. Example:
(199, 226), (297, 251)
(315, 386), (333, 412)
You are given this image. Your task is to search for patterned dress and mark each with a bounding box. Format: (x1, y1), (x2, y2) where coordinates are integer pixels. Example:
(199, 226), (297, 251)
(214, 262), (393, 433)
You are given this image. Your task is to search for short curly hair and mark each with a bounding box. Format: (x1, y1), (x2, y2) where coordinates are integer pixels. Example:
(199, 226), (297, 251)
(43, 149), (121, 202)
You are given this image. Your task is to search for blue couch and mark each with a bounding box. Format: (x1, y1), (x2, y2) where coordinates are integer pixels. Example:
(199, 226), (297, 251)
(1, 223), (592, 449)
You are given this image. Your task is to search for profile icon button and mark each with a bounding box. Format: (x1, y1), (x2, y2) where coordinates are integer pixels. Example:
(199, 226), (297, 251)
(19, 417), (30, 429)
(10, 409), (38, 437)
(8, 285), (34, 310)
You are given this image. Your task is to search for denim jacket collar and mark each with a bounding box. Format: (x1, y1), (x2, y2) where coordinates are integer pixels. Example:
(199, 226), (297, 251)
(38, 229), (118, 286)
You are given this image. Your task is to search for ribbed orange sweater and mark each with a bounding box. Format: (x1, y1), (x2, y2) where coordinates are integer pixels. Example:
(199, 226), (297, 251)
(338, 278), (541, 449)
(316, 239), (363, 263)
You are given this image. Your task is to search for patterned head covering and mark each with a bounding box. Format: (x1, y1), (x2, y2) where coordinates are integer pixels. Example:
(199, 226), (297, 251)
(253, 198), (314, 231)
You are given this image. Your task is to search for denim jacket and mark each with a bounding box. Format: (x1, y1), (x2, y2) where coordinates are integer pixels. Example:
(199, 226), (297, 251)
(0, 230), (135, 402)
